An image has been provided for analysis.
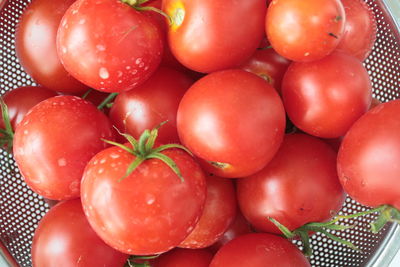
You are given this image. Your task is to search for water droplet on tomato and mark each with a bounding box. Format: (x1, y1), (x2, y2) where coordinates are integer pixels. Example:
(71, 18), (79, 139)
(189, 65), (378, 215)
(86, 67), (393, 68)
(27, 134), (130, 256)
(99, 67), (109, 79)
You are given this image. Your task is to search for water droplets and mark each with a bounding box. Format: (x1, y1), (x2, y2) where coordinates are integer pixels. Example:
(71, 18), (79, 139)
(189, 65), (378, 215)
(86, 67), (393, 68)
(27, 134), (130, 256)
(99, 67), (109, 79)
(96, 44), (106, 51)
(58, 158), (67, 167)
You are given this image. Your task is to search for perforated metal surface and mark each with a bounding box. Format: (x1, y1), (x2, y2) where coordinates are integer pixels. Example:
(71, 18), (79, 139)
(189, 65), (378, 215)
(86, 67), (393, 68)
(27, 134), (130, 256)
(0, 0), (399, 266)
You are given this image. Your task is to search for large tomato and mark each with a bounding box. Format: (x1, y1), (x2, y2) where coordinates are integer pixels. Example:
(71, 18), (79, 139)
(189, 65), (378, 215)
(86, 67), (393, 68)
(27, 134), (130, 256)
(282, 51), (372, 138)
(210, 233), (310, 267)
(337, 100), (400, 209)
(57, 0), (164, 92)
(109, 67), (193, 144)
(266, 0), (345, 62)
(15, 0), (88, 93)
(32, 199), (128, 267)
(81, 145), (207, 255)
(335, 0), (377, 61)
(237, 133), (345, 234)
(13, 95), (114, 200)
(163, 0), (266, 73)
(179, 175), (236, 249)
(177, 69), (285, 178)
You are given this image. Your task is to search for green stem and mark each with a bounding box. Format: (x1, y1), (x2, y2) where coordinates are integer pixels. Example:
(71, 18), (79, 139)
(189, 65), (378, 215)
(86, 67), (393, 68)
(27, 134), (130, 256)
(135, 6), (172, 25)
(97, 93), (118, 110)
(0, 98), (14, 153)
(81, 89), (93, 99)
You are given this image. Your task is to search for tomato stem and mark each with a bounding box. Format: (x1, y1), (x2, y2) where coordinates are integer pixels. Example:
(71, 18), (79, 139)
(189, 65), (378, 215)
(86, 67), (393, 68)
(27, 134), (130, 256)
(97, 93), (118, 110)
(120, 0), (173, 25)
(0, 97), (14, 153)
(81, 89), (93, 99)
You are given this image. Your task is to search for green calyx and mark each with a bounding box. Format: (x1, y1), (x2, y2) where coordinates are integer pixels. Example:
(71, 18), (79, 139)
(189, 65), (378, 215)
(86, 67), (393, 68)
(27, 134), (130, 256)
(125, 255), (159, 267)
(120, 0), (173, 25)
(103, 122), (192, 182)
(269, 204), (399, 257)
(0, 98), (14, 153)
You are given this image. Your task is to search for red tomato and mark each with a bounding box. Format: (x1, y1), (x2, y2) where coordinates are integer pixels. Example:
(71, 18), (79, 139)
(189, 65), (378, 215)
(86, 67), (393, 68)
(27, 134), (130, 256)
(208, 211), (253, 254)
(15, 0), (88, 93)
(240, 46), (291, 94)
(13, 95), (114, 200)
(152, 248), (213, 267)
(237, 133), (345, 234)
(57, 0), (164, 93)
(0, 86), (58, 130)
(177, 69), (285, 178)
(32, 199), (128, 267)
(163, 0), (266, 73)
(337, 100), (400, 209)
(266, 0), (345, 62)
(210, 233), (310, 267)
(282, 51), (372, 138)
(335, 0), (377, 61)
(109, 67), (193, 144)
(81, 146), (207, 255)
(179, 175), (237, 249)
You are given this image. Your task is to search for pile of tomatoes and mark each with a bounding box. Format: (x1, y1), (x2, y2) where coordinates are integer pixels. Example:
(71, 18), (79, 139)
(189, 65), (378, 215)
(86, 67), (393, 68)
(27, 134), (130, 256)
(1, 0), (400, 266)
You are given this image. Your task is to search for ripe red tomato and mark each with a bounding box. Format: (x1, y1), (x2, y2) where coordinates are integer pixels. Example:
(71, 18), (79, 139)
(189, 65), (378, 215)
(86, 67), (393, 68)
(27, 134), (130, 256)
(237, 133), (345, 234)
(282, 51), (372, 138)
(109, 67), (193, 144)
(240, 46), (291, 94)
(57, 0), (164, 93)
(210, 233), (311, 267)
(337, 100), (400, 209)
(32, 199), (128, 267)
(179, 175), (236, 249)
(177, 69), (285, 178)
(335, 0), (377, 61)
(266, 0), (345, 62)
(152, 248), (213, 267)
(13, 95), (114, 200)
(163, 0), (266, 73)
(81, 146), (207, 255)
(15, 0), (88, 93)
(0, 86), (57, 130)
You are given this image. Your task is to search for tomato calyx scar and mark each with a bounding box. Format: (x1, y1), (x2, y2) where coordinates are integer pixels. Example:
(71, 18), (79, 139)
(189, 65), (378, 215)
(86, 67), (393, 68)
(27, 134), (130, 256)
(102, 121), (192, 182)
(208, 161), (231, 170)
(0, 97), (14, 153)
(120, 0), (173, 25)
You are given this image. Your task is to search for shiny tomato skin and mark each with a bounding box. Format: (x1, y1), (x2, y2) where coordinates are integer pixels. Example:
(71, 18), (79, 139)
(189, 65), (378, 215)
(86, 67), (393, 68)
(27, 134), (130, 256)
(237, 133), (345, 234)
(335, 0), (377, 61)
(163, 0), (266, 73)
(109, 67), (193, 144)
(81, 146), (207, 255)
(177, 69), (285, 178)
(13, 95), (114, 200)
(282, 51), (372, 138)
(337, 100), (400, 209)
(15, 0), (88, 93)
(57, 0), (164, 93)
(0, 86), (58, 130)
(266, 0), (345, 62)
(210, 233), (310, 267)
(179, 175), (237, 249)
(32, 199), (128, 267)
(152, 248), (213, 267)
(240, 46), (291, 94)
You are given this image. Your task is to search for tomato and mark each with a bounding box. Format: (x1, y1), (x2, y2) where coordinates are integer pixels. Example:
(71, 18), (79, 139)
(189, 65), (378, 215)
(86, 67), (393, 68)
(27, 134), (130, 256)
(152, 248), (213, 267)
(15, 0), (88, 93)
(208, 211), (253, 254)
(0, 86), (58, 130)
(13, 95), (114, 200)
(335, 0), (377, 61)
(109, 67), (193, 144)
(237, 133), (345, 234)
(240, 46), (291, 94)
(210, 233), (310, 267)
(282, 51), (372, 138)
(179, 175), (236, 249)
(57, 0), (164, 93)
(163, 0), (266, 73)
(337, 100), (400, 209)
(81, 145), (207, 255)
(177, 69), (285, 178)
(266, 0), (345, 62)
(32, 199), (128, 267)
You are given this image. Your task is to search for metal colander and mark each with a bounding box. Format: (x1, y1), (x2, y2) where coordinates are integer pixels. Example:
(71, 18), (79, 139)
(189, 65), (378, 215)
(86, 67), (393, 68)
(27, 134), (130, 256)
(0, 0), (399, 266)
